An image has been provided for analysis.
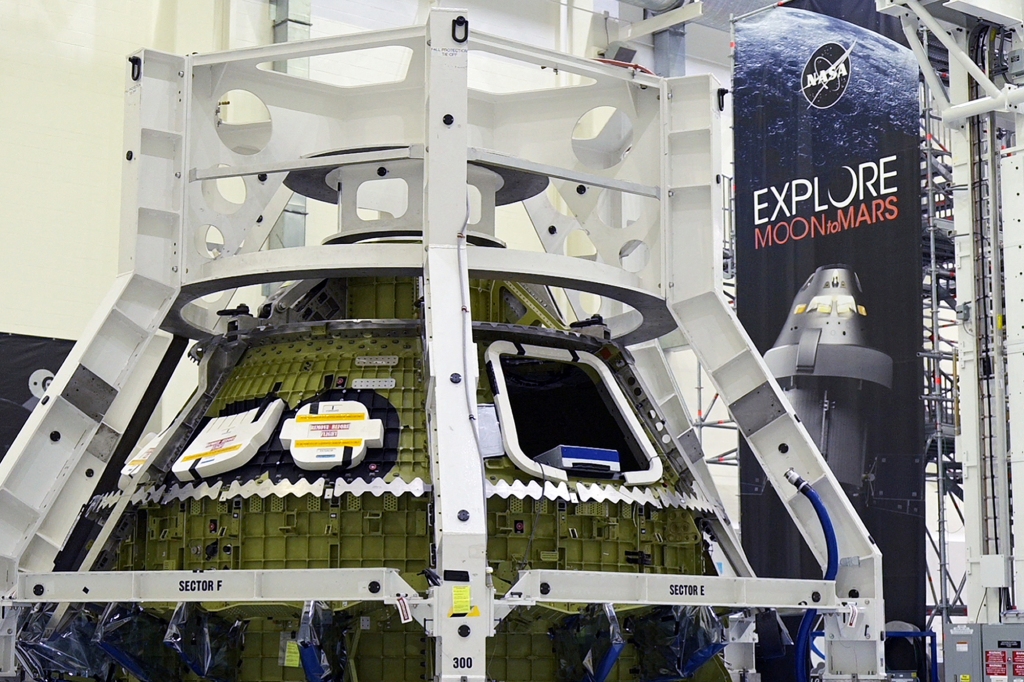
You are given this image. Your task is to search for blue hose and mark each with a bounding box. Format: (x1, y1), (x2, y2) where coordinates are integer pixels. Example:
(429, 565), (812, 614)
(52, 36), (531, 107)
(787, 470), (839, 682)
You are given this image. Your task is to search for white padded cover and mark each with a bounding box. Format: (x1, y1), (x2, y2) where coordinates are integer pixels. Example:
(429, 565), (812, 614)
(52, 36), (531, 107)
(280, 400), (384, 471)
(119, 425), (171, 490)
(172, 399), (286, 482)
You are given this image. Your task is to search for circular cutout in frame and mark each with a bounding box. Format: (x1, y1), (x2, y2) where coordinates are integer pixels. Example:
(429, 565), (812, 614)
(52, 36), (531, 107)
(201, 166), (247, 215)
(215, 89), (272, 155)
(571, 106), (634, 170)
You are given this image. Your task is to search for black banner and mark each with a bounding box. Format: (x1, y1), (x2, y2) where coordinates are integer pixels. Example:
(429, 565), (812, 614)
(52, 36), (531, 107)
(0, 333), (74, 461)
(733, 1), (925, 657)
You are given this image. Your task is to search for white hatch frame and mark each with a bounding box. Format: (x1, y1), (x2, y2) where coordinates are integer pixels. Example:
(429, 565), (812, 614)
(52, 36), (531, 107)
(485, 340), (663, 485)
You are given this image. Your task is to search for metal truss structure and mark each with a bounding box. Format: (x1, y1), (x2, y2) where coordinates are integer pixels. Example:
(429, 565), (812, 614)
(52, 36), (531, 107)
(880, 0), (1024, 628)
(0, 10), (888, 680)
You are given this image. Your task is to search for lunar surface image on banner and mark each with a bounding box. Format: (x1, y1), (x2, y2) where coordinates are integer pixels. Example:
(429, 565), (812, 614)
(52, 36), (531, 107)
(733, 3), (925, 654)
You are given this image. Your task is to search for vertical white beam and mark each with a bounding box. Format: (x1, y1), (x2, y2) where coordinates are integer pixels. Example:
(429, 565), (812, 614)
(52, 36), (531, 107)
(1001, 145), (1024, 611)
(421, 9), (489, 682)
(946, 27), (1004, 623)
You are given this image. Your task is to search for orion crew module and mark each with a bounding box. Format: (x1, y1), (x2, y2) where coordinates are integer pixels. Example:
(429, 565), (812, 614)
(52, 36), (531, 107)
(0, 9), (887, 682)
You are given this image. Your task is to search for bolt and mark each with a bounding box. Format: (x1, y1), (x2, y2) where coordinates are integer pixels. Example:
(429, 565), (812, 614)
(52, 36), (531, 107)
(257, 173), (268, 182)
(257, 215), (264, 223)
(848, 589), (860, 598)
(457, 509), (470, 522)
(540, 582), (551, 595)
(778, 443), (789, 454)
(174, 171), (181, 178)
(443, 114), (455, 126)
(377, 166), (388, 177)
(369, 581), (381, 594)
(85, 469), (94, 478)
(49, 431), (61, 443)
(178, 70), (184, 77)
(172, 266), (178, 272)
(450, 373), (462, 384)
(811, 591), (821, 603)
(32, 584), (43, 596)
(126, 151), (134, 161)
(458, 625), (470, 637)
(548, 225), (557, 235)
(576, 184), (587, 195)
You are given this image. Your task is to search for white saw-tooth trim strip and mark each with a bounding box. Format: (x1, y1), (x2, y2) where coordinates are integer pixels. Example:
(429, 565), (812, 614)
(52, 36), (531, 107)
(484, 479), (712, 511)
(485, 479), (545, 500)
(331, 477), (431, 498)
(163, 481), (223, 503)
(218, 477), (328, 501)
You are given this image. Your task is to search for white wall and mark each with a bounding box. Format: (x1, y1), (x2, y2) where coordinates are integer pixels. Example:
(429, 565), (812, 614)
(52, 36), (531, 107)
(0, 1), (265, 340)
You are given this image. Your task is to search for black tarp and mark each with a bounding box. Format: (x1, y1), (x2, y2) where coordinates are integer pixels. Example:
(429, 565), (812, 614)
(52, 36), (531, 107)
(0, 332), (74, 461)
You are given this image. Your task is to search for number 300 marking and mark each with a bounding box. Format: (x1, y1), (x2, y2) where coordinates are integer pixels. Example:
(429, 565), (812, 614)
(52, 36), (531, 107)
(453, 657), (473, 669)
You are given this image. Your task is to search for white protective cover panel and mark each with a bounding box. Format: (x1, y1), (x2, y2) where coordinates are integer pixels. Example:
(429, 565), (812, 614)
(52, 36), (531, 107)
(119, 424), (172, 490)
(279, 401), (384, 471)
(171, 400), (286, 482)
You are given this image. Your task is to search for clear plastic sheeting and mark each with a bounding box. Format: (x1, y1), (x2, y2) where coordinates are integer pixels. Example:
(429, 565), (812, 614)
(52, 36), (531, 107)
(297, 601), (352, 682)
(626, 606), (728, 680)
(15, 605), (113, 680)
(164, 602), (247, 682)
(550, 603), (626, 682)
(94, 603), (187, 682)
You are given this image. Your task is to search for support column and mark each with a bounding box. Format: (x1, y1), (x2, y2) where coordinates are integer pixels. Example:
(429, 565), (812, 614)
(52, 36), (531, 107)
(421, 10), (489, 682)
(946, 27), (1004, 624)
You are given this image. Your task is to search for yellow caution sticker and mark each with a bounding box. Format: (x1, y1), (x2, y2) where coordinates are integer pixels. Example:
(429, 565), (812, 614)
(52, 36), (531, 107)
(451, 585), (472, 617)
(293, 439), (363, 448)
(960, 675), (970, 682)
(179, 444), (243, 462)
(296, 413), (365, 423)
(284, 640), (301, 668)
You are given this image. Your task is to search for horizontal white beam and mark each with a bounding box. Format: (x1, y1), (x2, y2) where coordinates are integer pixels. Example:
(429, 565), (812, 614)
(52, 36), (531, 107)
(614, 2), (704, 42)
(191, 146), (422, 181)
(12, 568), (422, 604)
(467, 148), (659, 199)
(504, 570), (842, 611)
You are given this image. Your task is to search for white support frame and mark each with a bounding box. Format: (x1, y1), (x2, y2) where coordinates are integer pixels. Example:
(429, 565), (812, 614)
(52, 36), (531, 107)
(15, 568), (423, 607)
(0, 10), (888, 680)
(884, 0), (1014, 623)
(503, 570), (844, 612)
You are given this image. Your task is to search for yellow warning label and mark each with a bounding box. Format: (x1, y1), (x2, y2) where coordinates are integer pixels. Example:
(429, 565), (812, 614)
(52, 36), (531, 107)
(180, 444), (243, 462)
(959, 674), (970, 682)
(296, 413), (365, 423)
(126, 458), (147, 467)
(284, 640), (301, 668)
(293, 439), (363, 448)
(452, 585), (472, 616)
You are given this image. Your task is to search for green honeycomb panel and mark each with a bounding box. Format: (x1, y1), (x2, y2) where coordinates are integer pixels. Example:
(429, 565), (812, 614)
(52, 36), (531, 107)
(486, 497), (706, 592)
(120, 494), (431, 588)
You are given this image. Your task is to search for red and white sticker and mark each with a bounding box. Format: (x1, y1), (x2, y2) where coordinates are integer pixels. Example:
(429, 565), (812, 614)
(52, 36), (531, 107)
(986, 661), (1007, 676)
(396, 595), (413, 624)
(988, 650), (1008, 664)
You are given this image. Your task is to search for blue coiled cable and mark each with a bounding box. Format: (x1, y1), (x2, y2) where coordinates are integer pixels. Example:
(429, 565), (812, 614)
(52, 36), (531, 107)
(785, 469), (838, 682)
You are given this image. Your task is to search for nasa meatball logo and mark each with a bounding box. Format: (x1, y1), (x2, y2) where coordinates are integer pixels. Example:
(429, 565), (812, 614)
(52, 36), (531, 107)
(801, 42), (854, 109)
